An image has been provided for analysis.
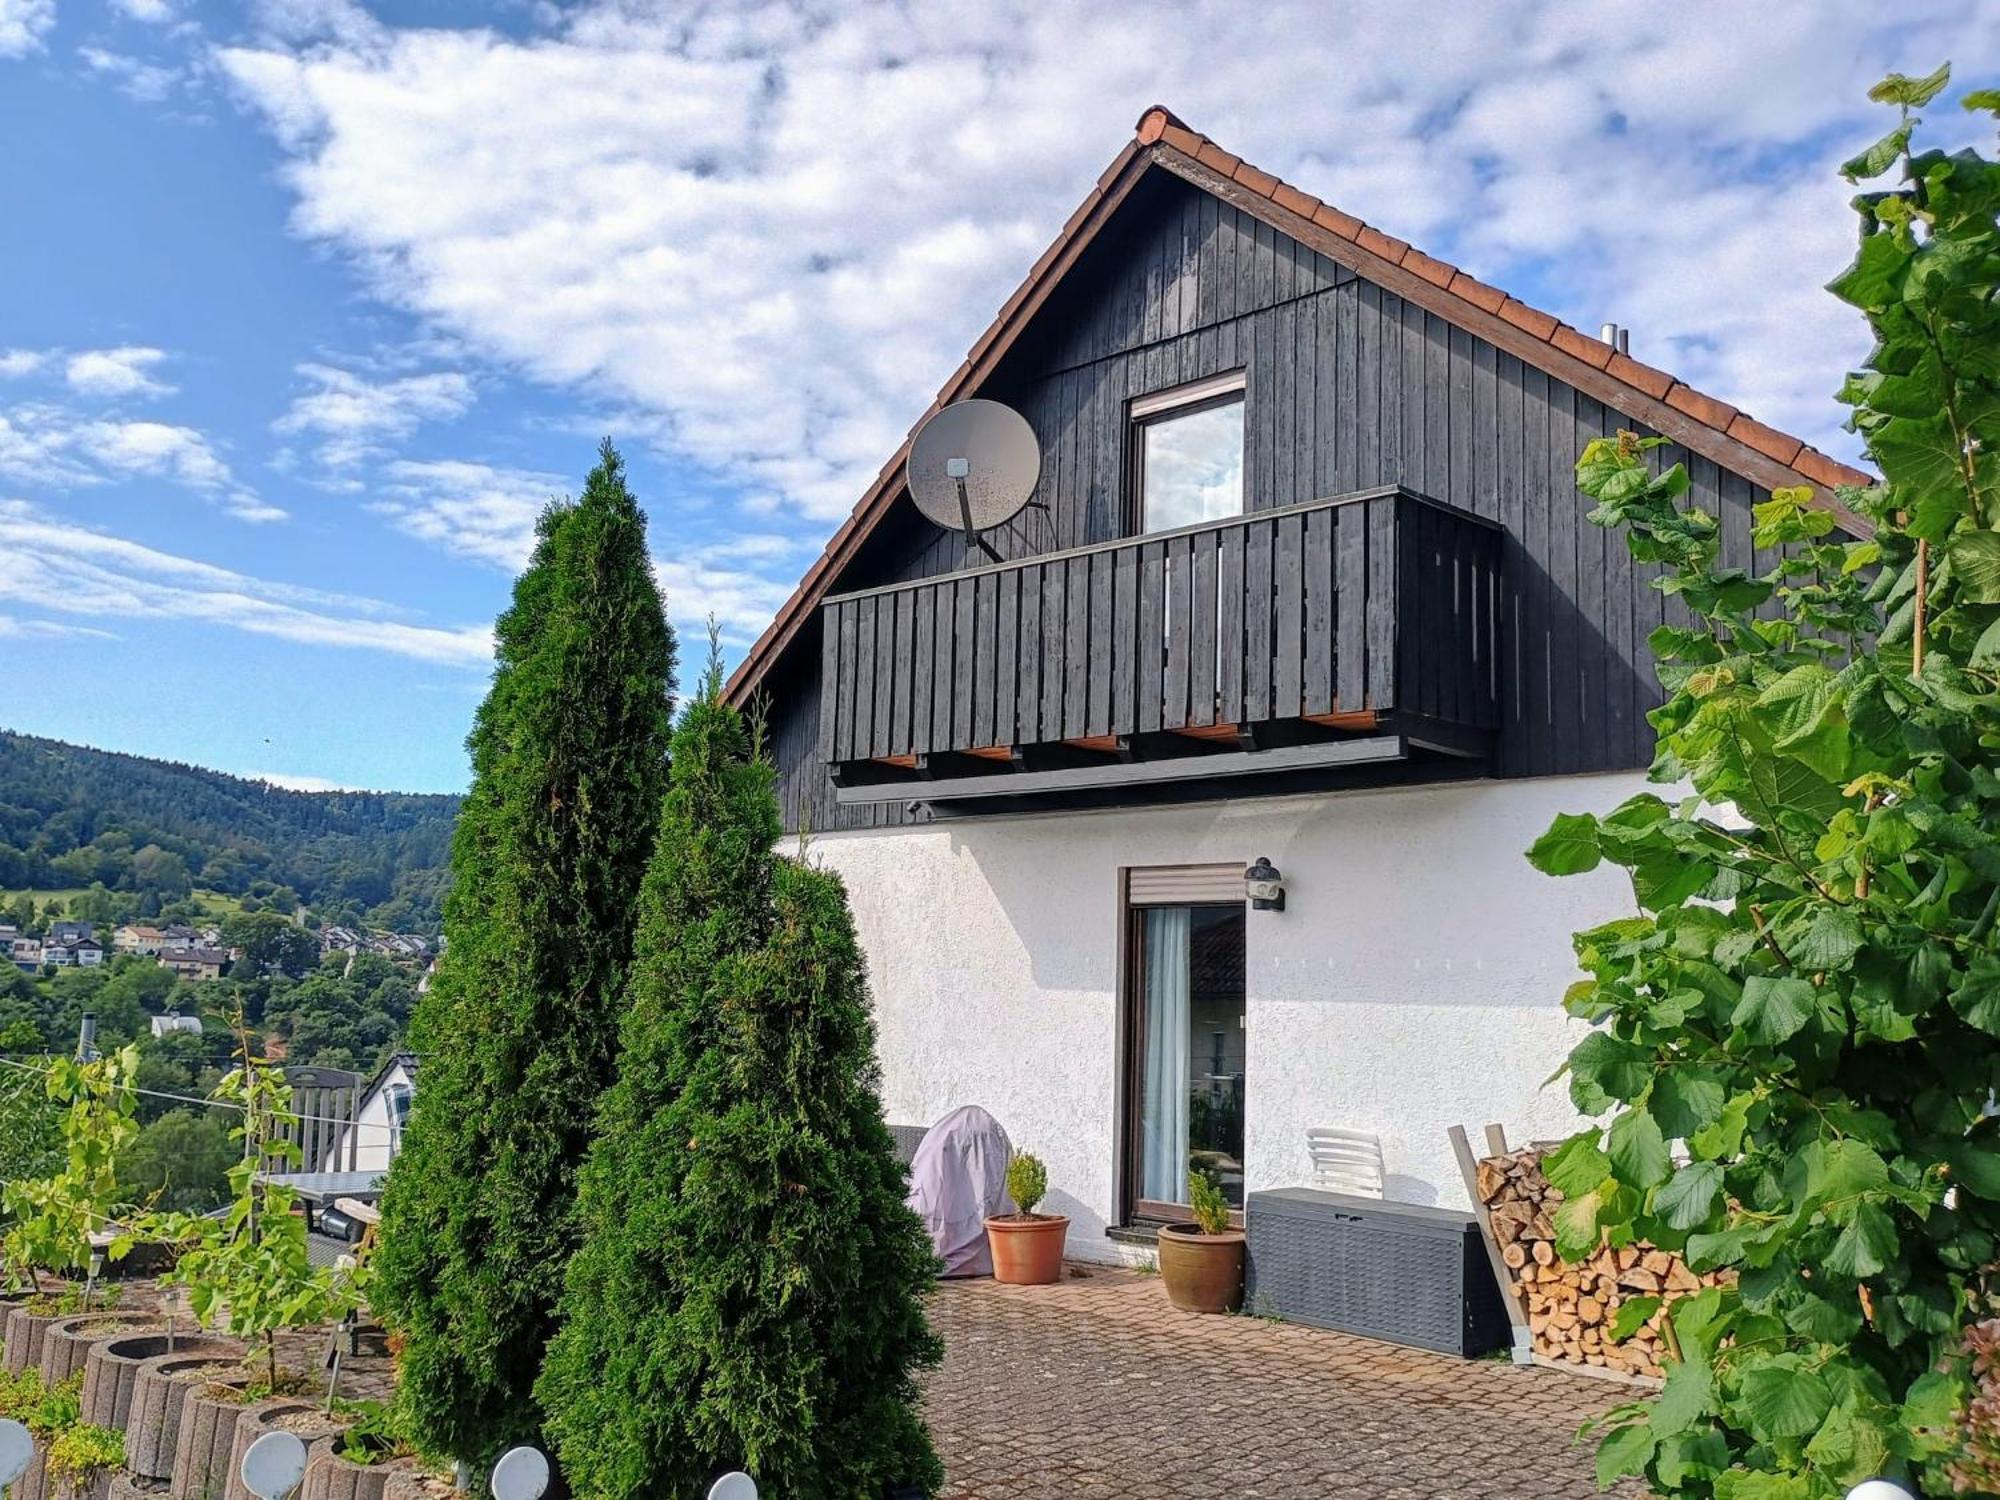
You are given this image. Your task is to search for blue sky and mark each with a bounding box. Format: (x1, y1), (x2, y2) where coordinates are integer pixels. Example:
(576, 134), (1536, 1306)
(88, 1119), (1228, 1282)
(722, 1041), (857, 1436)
(0, 0), (1992, 793)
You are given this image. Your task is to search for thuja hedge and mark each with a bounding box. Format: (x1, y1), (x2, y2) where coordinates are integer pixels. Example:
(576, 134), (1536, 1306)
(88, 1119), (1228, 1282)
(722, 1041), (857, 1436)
(1528, 68), (2000, 1498)
(536, 669), (942, 1500)
(373, 441), (677, 1464)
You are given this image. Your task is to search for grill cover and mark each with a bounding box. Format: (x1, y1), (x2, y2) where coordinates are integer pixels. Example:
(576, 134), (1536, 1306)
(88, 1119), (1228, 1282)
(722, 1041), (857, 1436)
(906, 1105), (1014, 1278)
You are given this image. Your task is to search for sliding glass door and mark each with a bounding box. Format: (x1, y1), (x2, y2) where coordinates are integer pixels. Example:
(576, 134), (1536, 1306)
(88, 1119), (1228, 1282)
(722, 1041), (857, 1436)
(1128, 901), (1246, 1220)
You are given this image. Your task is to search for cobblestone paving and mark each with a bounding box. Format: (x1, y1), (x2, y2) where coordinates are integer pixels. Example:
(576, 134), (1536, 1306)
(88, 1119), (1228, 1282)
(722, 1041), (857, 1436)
(922, 1266), (1636, 1500)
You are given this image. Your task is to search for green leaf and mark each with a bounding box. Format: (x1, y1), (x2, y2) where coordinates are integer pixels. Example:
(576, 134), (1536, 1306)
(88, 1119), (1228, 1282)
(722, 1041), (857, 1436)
(1554, 1189), (1605, 1262)
(1652, 1066), (1726, 1139)
(1786, 906), (1865, 973)
(1594, 1423), (1656, 1489)
(1903, 1369), (1968, 1456)
(1949, 532), (2000, 603)
(1731, 976), (1817, 1046)
(1842, 123), (1912, 181)
(1654, 1161), (1724, 1231)
(1527, 812), (1601, 875)
(1608, 1107), (1671, 1191)
(1712, 1472), (1811, 1500)
(1952, 953), (2000, 1035)
(1568, 1031), (1652, 1112)
(1542, 1131), (1612, 1199)
(1965, 88), (2000, 115)
(1690, 1093), (1754, 1161)
(1869, 61), (1951, 107)
(1824, 1201), (1897, 1280)
(1608, 1294), (1661, 1343)
(1737, 1358), (1832, 1440)
(1650, 1351), (1716, 1438)
(1828, 232), (1907, 313)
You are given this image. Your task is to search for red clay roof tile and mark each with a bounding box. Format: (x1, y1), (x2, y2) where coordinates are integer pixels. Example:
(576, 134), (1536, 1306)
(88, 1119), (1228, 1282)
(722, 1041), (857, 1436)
(1794, 446), (1872, 491)
(1271, 183), (1320, 221)
(1355, 225), (1410, 263)
(1498, 299), (1560, 340)
(1311, 202), (1364, 239)
(1446, 272), (1507, 314)
(1727, 414), (1805, 468)
(1402, 248), (1456, 289)
(1550, 323), (1615, 370)
(1233, 162), (1280, 197)
(1666, 383), (1739, 431)
(1606, 352), (1674, 400)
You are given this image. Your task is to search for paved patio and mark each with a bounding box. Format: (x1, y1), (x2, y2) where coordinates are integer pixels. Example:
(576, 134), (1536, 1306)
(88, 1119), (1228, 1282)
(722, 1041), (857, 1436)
(923, 1265), (1634, 1499)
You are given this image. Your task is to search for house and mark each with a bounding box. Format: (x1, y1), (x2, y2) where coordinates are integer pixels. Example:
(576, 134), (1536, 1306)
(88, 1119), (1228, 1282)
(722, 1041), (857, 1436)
(40, 941), (74, 968)
(725, 108), (1868, 1259)
(331, 1052), (418, 1172)
(9, 937), (39, 974)
(157, 946), (229, 981)
(72, 939), (103, 968)
(114, 924), (165, 955)
(150, 1013), (203, 1039)
(47, 921), (94, 947)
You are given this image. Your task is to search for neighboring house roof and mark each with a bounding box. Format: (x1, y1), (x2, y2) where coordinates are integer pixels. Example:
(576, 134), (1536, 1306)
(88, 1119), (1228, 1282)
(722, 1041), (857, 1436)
(162, 946), (229, 965)
(724, 105), (1873, 709)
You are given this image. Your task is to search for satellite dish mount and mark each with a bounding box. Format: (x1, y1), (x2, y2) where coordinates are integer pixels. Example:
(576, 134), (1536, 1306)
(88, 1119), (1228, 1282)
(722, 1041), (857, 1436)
(907, 399), (1044, 566)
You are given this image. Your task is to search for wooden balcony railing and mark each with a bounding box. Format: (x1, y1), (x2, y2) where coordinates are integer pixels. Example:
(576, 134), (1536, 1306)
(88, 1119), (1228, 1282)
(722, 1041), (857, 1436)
(817, 485), (1502, 782)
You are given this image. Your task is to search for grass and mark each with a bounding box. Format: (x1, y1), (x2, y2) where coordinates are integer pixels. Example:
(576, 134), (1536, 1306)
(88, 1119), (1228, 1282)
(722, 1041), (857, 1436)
(2, 888), (251, 921)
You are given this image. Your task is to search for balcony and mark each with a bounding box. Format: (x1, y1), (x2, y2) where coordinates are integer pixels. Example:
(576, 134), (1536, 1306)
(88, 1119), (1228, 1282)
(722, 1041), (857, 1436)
(818, 486), (1503, 812)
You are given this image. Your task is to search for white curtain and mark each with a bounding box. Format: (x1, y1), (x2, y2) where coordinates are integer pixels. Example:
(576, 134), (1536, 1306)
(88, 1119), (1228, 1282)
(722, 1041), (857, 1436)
(1141, 906), (1192, 1203)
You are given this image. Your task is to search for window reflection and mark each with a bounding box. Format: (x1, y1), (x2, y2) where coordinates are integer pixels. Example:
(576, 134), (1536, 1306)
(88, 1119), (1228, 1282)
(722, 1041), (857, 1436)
(1139, 399), (1244, 532)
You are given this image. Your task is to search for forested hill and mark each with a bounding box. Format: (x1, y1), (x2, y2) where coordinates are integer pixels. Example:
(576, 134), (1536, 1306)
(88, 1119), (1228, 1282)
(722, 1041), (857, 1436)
(0, 730), (460, 930)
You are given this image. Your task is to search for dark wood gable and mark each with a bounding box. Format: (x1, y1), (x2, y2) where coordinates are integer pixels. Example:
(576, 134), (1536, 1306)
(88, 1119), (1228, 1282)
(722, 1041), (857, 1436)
(760, 170), (1803, 835)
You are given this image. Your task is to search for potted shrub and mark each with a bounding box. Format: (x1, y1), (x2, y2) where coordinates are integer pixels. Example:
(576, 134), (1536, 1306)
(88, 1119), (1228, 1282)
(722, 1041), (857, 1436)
(300, 1397), (413, 1500)
(1155, 1170), (1244, 1314)
(983, 1152), (1068, 1286)
(43, 1422), (124, 1500)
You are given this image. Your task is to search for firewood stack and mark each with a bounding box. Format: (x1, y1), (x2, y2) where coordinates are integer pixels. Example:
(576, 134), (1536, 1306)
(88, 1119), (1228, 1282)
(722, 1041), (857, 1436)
(1475, 1145), (1716, 1378)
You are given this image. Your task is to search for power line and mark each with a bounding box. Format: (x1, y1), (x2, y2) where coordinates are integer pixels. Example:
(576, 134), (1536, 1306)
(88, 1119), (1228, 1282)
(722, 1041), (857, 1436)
(0, 1054), (406, 1136)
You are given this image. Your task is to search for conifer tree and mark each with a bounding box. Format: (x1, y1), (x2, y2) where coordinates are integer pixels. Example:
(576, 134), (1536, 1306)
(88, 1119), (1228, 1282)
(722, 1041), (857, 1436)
(373, 441), (676, 1464)
(537, 663), (942, 1500)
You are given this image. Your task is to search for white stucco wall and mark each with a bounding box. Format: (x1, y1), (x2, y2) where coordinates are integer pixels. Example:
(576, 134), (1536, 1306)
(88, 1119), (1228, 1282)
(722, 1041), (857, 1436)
(335, 1058), (414, 1173)
(805, 771), (1655, 1264)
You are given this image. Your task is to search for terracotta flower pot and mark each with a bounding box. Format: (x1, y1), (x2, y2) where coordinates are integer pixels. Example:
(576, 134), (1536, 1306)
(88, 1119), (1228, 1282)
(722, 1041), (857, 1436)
(1156, 1225), (1245, 1314)
(984, 1214), (1069, 1285)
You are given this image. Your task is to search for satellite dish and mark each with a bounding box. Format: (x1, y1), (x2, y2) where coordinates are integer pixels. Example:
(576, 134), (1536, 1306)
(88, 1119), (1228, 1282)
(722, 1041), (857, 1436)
(906, 399), (1042, 563)
(0, 1418), (31, 1488)
(491, 1446), (551, 1500)
(1845, 1484), (1915, 1500)
(238, 1430), (307, 1500)
(708, 1473), (758, 1500)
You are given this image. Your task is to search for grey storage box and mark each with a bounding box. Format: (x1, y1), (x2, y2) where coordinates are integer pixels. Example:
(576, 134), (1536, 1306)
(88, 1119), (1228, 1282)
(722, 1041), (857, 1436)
(1245, 1188), (1509, 1358)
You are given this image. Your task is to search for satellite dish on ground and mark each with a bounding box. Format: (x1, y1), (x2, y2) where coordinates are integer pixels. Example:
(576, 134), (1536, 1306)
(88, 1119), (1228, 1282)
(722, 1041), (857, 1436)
(906, 399), (1042, 563)
(239, 1430), (307, 1500)
(491, 1446), (551, 1500)
(708, 1473), (758, 1500)
(0, 1418), (31, 1488)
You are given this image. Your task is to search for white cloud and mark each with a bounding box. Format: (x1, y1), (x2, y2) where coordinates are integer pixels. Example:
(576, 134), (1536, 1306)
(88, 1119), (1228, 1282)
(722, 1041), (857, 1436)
(0, 0), (53, 58)
(215, 0), (1998, 539)
(275, 362), (475, 467)
(0, 402), (282, 522)
(246, 770), (363, 791)
(0, 499), (493, 665)
(109, 0), (173, 21)
(65, 346), (175, 399)
(78, 47), (186, 103)
(0, 613), (118, 641)
(374, 456), (802, 643)
(0, 350), (45, 379)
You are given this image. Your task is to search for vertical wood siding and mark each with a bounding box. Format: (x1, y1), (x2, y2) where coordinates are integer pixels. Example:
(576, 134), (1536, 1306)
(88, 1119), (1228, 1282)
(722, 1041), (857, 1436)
(766, 174), (1791, 833)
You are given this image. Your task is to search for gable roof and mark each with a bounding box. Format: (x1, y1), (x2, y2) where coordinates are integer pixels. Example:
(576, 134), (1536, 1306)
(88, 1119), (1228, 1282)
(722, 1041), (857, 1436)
(725, 105), (1873, 708)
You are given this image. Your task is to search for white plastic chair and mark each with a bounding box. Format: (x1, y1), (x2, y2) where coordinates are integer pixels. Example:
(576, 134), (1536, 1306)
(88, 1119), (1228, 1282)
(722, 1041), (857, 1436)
(1306, 1127), (1385, 1197)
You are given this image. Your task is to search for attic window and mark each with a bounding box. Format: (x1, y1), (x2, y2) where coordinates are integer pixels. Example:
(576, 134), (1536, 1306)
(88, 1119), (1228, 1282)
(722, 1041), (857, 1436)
(1130, 372), (1246, 534)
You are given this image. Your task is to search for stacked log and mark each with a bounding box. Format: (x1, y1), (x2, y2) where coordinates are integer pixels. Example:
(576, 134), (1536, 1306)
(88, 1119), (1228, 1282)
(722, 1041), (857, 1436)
(1476, 1144), (1720, 1378)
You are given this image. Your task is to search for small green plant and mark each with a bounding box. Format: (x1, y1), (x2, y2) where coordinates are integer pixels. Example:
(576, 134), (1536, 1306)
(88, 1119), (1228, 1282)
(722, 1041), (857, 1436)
(1005, 1151), (1048, 1218)
(0, 1367), (46, 1421)
(2, 1047), (143, 1294)
(25, 1373), (82, 1437)
(46, 1422), (125, 1483)
(1133, 1256), (1158, 1278)
(1186, 1170), (1231, 1236)
(143, 1013), (367, 1390)
(334, 1398), (413, 1466)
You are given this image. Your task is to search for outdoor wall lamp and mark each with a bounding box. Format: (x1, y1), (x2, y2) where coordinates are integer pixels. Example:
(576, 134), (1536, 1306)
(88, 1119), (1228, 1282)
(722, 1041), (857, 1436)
(1245, 856), (1285, 912)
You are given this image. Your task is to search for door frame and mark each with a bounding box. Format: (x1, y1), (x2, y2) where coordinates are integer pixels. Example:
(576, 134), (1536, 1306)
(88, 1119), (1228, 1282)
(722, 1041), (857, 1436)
(1114, 864), (1249, 1230)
